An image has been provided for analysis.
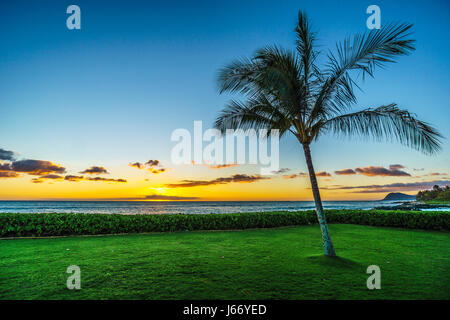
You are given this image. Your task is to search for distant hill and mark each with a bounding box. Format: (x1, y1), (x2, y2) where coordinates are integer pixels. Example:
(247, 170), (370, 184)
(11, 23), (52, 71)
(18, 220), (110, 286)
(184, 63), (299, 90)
(383, 193), (416, 201)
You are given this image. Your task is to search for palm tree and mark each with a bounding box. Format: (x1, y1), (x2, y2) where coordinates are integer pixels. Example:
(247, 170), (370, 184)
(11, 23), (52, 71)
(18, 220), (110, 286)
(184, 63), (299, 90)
(214, 11), (442, 256)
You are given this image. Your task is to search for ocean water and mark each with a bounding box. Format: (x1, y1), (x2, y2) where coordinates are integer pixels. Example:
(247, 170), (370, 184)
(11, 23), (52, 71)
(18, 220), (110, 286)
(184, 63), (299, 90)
(0, 200), (413, 215)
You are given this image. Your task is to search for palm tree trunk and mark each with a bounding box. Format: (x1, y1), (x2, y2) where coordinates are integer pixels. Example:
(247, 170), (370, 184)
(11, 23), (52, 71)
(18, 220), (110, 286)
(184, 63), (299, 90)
(302, 143), (336, 256)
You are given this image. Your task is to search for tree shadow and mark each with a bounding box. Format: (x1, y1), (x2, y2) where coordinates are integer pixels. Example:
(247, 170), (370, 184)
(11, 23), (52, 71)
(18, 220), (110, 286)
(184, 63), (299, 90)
(306, 254), (362, 270)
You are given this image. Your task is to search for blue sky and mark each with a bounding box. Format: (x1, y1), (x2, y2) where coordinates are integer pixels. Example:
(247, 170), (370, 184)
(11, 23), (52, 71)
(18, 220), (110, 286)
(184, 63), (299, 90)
(0, 0), (449, 200)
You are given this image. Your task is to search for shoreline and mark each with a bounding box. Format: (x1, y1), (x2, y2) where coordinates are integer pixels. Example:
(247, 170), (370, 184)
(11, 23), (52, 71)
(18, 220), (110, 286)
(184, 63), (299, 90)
(374, 201), (450, 211)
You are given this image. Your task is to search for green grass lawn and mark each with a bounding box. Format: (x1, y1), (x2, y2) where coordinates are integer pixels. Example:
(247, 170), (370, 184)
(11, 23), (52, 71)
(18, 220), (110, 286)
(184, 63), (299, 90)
(0, 224), (448, 300)
(425, 200), (450, 205)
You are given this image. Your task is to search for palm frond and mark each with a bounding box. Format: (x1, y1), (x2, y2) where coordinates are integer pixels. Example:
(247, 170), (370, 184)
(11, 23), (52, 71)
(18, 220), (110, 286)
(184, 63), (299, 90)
(216, 57), (262, 95)
(294, 11), (319, 88)
(253, 45), (307, 118)
(311, 23), (415, 121)
(214, 96), (292, 137)
(217, 45), (308, 122)
(321, 104), (443, 154)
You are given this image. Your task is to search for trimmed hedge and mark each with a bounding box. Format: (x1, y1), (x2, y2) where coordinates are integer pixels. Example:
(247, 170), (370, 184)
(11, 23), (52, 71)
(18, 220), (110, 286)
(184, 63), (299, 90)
(0, 210), (448, 238)
(326, 210), (449, 231)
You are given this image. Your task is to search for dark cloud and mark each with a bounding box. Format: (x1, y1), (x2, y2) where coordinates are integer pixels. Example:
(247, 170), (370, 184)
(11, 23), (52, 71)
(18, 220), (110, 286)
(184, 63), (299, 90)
(316, 171), (331, 177)
(10, 160), (66, 175)
(413, 168), (425, 171)
(271, 168), (290, 174)
(389, 164), (405, 170)
(65, 175), (84, 182)
(86, 177), (127, 183)
(64, 175), (127, 183)
(321, 180), (450, 193)
(0, 148), (15, 161)
(129, 162), (144, 169)
(0, 171), (20, 178)
(334, 169), (356, 175)
(283, 172), (307, 179)
(146, 160), (160, 167)
(334, 165), (411, 177)
(80, 166), (109, 175)
(1, 159), (66, 180)
(0, 162), (12, 171)
(38, 174), (64, 180)
(0, 155), (128, 184)
(165, 174), (268, 188)
(150, 168), (166, 174)
(355, 166), (411, 177)
(62, 175), (126, 183)
(130, 159), (167, 174)
(39, 174), (64, 179)
(146, 160), (167, 174)
(31, 174), (64, 184)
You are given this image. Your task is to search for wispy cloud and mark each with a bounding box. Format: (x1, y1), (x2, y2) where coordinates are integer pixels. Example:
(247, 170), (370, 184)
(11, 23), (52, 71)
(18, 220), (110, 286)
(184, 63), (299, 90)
(142, 194), (198, 200)
(209, 164), (239, 169)
(282, 172), (307, 179)
(355, 166), (410, 177)
(321, 180), (450, 193)
(150, 168), (166, 174)
(129, 162), (144, 169)
(64, 175), (84, 182)
(190, 161), (239, 170)
(316, 171), (331, 177)
(389, 164), (405, 170)
(102, 194), (199, 200)
(165, 174), (268, 188)
(282, 171), (330, 178)
(334, 169), (356, 175)
(271, 168), (290, 174)
(86, 177), (127, 183)
(31, 174), (127, 183)
(31, 174), (64, 183)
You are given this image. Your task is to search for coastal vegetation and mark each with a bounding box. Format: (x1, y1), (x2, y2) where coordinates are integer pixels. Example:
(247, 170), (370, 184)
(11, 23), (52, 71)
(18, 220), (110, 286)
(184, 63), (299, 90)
(214, 11), (442, 256)
(417, 185), (450, 204)
(0, 224), (448, 299)
(1, 210), (448, 238)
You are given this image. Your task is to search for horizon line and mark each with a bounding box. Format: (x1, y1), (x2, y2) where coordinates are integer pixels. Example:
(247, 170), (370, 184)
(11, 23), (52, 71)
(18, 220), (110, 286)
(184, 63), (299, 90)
(0, 199), (396, 202)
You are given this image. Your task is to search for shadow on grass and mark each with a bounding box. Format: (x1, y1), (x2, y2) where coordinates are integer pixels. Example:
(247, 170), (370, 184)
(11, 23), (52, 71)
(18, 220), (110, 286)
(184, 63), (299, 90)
(306, 255), (362, 270)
